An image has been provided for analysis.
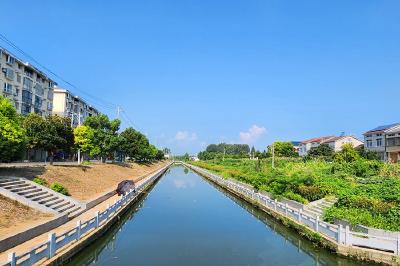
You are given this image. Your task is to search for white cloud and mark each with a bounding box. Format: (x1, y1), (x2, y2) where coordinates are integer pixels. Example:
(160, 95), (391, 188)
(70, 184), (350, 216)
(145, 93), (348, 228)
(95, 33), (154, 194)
(175, 131), (198, 142)
(239, 125), (266, 144)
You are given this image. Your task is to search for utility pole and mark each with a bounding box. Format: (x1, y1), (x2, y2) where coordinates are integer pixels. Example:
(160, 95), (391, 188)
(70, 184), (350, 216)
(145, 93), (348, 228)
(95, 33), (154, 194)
(77, 111), (81, 164)
(117, 106), (121, 119)
(272, 142), (275, 169)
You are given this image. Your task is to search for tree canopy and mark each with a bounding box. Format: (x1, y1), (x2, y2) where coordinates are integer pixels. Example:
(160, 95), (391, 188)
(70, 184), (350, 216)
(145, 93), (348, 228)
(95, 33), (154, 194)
(0, 96), (25, 162)
(24, 114), (74, 164)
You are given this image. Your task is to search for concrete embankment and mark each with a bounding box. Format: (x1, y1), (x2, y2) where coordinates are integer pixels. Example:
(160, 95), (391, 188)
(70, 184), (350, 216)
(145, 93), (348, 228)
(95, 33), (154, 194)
(183, 162), (400, 266)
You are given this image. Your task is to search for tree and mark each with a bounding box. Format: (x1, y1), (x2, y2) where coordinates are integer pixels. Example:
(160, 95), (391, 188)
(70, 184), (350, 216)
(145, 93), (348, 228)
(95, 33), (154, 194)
(334, 143), (360, 163)
(251, 146), (256, 158)
(0, 96), (25, 162)
(73, 125), (95, 156)
(24, 114), (74, 164)
(120, 127), (151, 161)
(156, 150), (165, 160)
(308, 143), (334, 158)
(84, 114), (121, 162)
(269, 142), (298, 157)
(356, 145), (380, 160)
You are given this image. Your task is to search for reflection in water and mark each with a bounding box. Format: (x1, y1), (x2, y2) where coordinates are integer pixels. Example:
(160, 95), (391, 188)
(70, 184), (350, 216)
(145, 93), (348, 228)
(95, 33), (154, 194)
(67, 166), (372, 266)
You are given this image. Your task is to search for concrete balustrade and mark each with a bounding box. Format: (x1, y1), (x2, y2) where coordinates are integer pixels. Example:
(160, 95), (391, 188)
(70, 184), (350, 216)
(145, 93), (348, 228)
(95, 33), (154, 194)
(5, 164), (171, 266)
(185, 163), (400, 258)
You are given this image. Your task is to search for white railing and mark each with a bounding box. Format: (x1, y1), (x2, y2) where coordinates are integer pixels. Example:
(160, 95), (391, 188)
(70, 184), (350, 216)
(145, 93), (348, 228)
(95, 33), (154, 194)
(6, 165), (170, 266)
(186, 163), (400, 256)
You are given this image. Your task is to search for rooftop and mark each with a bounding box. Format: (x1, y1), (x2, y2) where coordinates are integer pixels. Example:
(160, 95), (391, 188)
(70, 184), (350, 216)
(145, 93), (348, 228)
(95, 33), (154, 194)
(364, 123), (400, 135)
(301, 136), (336, 144)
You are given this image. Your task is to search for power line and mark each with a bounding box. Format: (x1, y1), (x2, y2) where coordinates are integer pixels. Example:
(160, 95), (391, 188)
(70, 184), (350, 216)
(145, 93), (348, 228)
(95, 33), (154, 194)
(0, 33), (117, 110)
(0, 33), (144, 132)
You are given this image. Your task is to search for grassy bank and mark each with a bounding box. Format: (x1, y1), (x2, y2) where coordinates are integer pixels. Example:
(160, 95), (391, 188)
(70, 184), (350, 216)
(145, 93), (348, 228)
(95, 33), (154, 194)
(191, 158), (400, 231)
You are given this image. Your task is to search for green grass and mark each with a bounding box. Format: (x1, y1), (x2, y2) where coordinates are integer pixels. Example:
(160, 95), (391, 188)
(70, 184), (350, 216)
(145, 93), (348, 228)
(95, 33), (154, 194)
(191, 158), (400, 231)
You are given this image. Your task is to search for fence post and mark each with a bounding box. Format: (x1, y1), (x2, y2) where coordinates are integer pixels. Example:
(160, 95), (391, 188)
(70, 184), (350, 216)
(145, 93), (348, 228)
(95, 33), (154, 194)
(338, 224), (342, 244)
(76, 220), (81, 240)
(29, 249), (36, 265)
(345, 225), (350, 246)
(48, 232), (56, 258)
(285, 203), (288, 216)
(298, 209), (302, 223)
(315, 216), (319, 232)
(274, 199), (277, 211)
(95, 211), (100, 228)
(8, 252), (16, 266)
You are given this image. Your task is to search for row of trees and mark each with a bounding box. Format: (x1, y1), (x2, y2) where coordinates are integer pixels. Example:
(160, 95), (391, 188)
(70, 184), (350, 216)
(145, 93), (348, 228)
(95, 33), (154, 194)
(198, 142), (299, 160)
(0, 96), (165, 163)
(197, 140), (379, 162)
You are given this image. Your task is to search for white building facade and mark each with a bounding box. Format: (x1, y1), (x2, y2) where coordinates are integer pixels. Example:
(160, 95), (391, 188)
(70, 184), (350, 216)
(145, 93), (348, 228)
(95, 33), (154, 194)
(53, 87), (99, 127)
(364, 123), (400, 161)
(0, 48), (56, 116)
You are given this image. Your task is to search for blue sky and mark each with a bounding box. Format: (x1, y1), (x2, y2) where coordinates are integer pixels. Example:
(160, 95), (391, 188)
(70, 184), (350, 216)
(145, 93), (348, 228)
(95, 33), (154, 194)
(1, 0), (399, 154)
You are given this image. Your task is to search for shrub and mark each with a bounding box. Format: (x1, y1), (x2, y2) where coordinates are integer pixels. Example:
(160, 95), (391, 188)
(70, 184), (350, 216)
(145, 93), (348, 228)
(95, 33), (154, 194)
(81, 160), (92, 166)
(33, 177), (48, 186)
(50, 183), (69, 196)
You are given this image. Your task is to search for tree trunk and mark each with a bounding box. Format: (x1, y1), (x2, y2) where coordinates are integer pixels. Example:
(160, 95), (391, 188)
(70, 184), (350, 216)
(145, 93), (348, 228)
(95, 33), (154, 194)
(49, 151), (54, 165)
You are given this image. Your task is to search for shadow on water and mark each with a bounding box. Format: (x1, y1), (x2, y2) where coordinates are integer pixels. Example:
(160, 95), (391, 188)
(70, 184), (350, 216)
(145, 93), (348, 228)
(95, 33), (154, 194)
(66, 166), (374, 266)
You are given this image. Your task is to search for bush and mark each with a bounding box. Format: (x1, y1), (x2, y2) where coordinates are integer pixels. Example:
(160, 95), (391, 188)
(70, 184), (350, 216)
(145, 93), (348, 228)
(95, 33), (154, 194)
(33, 177), (48, 186)
(50, 183), (69, 196)
(81, 160), (92, 166)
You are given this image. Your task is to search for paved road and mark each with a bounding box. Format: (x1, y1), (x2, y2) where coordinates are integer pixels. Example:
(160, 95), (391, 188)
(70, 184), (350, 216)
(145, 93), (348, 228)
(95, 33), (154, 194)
(0, 162), (79, 168)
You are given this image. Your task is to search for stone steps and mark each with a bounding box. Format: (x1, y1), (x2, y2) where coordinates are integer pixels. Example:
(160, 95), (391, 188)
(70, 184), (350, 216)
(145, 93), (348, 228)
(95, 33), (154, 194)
(0, 176), (85, 217)
(304, 197), (337, 218)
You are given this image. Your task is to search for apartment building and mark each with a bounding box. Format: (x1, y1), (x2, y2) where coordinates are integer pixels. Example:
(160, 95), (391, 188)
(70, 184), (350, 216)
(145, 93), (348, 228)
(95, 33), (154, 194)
(364, 123), (400, 161)
(53, 87), (99, 127)
(0, 48), (56, 116)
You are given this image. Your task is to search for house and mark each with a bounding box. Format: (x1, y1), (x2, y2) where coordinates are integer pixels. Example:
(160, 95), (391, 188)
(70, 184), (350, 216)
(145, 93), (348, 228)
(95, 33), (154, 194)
(320, 136), (364, 152)
(298, 136), (335, 156)
(291, 141), (301, 153)
(364, 123), (400, 161)
(385, 125), (400, 163)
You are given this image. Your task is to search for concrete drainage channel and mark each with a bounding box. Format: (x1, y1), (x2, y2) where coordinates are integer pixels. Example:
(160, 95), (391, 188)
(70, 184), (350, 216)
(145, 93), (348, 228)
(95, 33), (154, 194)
(0, 177), (84, 217)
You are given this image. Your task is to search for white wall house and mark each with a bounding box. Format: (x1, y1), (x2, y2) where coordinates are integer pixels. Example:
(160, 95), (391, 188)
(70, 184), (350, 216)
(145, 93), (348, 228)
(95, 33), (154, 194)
(298, 136), (335, 156)
(322, 136), (364, 152)
(364, 123), (400, 161)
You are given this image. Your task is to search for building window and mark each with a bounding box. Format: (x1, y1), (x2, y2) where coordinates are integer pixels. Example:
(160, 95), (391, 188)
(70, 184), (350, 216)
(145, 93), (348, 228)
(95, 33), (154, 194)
(3, 68), (15, 80)
(35, 83), (44, 96)
(22, 90), (33, 104)
(3, 83), (13, 94)
(377, 138), (382, 147)
(366, 140), (373, 147)
(6, 55), (15, 65)
(21, 103), (31, 115)
(23, 77), (33, 92)
(17, 74), (22, 83)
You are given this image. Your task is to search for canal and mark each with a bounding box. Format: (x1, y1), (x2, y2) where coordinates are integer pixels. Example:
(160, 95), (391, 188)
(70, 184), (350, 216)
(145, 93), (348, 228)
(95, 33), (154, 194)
(67, 165), (372, 266)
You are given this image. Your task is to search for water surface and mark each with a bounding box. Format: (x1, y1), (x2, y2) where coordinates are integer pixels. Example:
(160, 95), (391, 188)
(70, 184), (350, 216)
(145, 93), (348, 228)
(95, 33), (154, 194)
(67, 166), (371, 266)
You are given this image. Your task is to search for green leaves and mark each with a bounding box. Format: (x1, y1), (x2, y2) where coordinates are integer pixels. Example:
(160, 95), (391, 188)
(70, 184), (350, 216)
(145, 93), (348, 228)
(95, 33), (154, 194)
(0, 96), (26, 162)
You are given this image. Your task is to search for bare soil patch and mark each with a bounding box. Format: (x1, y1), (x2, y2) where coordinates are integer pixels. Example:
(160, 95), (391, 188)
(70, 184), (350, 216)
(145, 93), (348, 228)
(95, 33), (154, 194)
(33, 161), (169, 200)
(0, 195), (52, 236)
